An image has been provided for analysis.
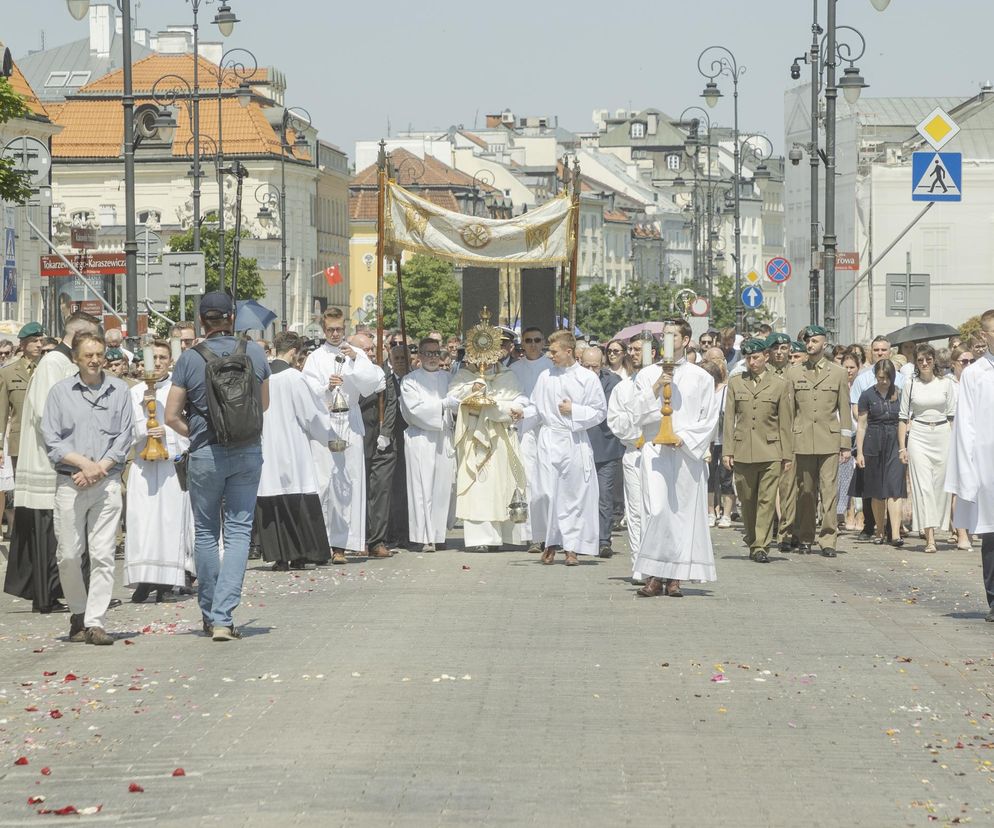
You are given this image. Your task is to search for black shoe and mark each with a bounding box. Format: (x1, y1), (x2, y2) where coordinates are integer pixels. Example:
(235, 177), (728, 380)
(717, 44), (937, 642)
(202, 618), (213, 637)
(985, 608), (994, 623)
(271, 561), (289, 572)
(68, 613), (86, 643)
(290, 559), (308, 570)
(821, 547), (837, 558)
(247, 545), (262, 560)
(155, 589), (178, 603)
(778, 540), (793, 553)
(468, 545), (488, 553)
(108, 598), (122, 609)
(752, 549), (770, 563)
(598, 545), (614, 559)
(798, 543), (813, 555)
(891, 538), (905, 548)
(131, 585), (152, 603)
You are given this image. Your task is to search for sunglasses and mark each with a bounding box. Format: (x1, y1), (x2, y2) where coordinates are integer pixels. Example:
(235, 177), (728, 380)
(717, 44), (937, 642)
(960, 357), (975, 364)
(523, 337), (543, 344)
(420, 350), (441, 357)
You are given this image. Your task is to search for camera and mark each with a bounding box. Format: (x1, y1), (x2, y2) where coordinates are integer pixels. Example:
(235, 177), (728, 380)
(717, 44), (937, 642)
(790, 60), (802, 81)
(788, 145), (804, 166)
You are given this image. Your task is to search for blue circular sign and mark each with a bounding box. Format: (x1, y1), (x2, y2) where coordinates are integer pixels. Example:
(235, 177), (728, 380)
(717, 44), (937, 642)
(741, 285), (764, 309)
(766, 257), (792, 283)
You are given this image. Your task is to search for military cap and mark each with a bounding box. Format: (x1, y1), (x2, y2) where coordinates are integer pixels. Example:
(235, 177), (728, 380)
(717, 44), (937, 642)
(802, 324), (828, 340)
(740, 338), (769, 355)
(499, 326), (517, 343)
(765, 332), (791, 348)
(17, 322), (44, 339)
(790, 340), (806, 353)
(105, 347), (127, 363)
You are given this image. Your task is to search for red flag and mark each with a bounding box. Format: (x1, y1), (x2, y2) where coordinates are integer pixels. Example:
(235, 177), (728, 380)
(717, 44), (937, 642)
(323, 264), (343, 287)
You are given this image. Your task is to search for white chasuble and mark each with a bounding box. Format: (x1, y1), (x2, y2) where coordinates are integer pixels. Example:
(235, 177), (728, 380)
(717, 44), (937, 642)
(124, 377), (194, 588)
(946, 353), (994, 533)
(633, 361), (719, 582)
(509, 355), (552, 542)
(303, 343), (383, 551)
(531, 362), (606, 555)
(400, 368), (455, 546)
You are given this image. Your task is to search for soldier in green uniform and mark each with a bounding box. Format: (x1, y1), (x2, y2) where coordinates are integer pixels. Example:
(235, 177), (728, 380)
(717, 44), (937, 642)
(785, 325), (853, 557)
(722, 338), (793, 563)
(766, 332), (798, 550)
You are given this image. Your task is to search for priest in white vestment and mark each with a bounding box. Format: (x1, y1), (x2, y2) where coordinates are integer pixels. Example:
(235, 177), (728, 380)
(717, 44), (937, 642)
(631, 319), (720, 597)
(946, 309), (994, 619)
(509, 327), (553, 552)
(531, 331), (607, 565)
(303, 309), (383, 564)
(607, 375), (646, 583)
(4, 313), (100, 612)
(449, 363), (528, 550)
(256, 332), (332, 570)
(124, 341), (194, 599)
(399, 338), (455, 552)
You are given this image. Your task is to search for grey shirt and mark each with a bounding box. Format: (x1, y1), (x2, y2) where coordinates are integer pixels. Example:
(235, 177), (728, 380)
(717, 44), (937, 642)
(41, 371), (135, 477)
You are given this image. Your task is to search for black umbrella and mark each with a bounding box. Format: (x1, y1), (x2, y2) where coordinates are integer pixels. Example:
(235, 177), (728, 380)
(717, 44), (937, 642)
(883, 322), (960, 346)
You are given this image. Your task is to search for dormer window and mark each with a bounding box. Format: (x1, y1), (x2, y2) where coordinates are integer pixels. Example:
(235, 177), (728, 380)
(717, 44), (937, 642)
(630, 122), (647, 139)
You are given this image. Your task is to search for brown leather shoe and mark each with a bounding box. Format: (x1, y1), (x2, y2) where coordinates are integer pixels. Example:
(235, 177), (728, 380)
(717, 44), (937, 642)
(527, 542), (543, 554)
(664, 579), (684, 597)
(85, 626), (114, 646)
(331, 550), (347, 565)
(637, 577), (664, 597)
(540, 548), (556, 565)
(68, 613), (86, 643)
(564, 551), (579, 566)
(368, 544), (392, 559)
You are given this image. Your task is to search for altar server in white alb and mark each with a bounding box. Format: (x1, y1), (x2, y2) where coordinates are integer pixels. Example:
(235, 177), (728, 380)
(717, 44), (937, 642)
(303, 307), (383, 564)
(946, 308), (994, 621)
(255, 331), (332, 570)
(607, 375), (650, 583)
(400, 338), (455, 553)
(509, 326), (553, 552)
(124, 339), (194, 602)
(531, 330), (607, 566)
(632, 318), (720, 598)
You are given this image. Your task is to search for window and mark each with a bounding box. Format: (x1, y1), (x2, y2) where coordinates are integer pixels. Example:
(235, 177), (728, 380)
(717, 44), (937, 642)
(632, 149), (648, 160)
(69, 210), (93, 227)
(44, 71), (70, 88)
(137, 209), (161, 226)
(630, 122), (646, 139)
(666, 154), (682, 171)
(66, 71), (91, 87)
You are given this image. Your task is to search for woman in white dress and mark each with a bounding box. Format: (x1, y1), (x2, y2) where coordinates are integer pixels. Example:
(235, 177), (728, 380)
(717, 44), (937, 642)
(897, 343), (957, 553)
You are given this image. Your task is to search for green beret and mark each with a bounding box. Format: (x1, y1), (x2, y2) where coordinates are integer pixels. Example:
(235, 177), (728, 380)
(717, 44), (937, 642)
(802, 325), (828, 339)
(790, 340), (806, 353)
(17, 322), (43, 339)
(105, 347), (127, 363)
(766, 332), (790, 347)
(740, 338), (768, 355)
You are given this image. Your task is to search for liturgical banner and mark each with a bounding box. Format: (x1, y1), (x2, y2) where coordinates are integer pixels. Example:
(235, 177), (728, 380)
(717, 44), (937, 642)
(386, 183), (572, 266)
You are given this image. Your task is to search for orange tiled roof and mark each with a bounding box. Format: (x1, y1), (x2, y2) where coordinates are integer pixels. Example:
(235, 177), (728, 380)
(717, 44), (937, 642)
(78, 53), (245, 94)
(603, 209), (631, 223)
(6, 62), (47, 119)
(349, 188), (461, 223)
(458, 130), (488, 150)
(352, 148), (500, 191)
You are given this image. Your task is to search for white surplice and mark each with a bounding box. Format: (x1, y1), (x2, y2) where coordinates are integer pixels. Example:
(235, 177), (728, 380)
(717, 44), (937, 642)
(124, 376), (194, 588)
(946, 352), (994, 533)
(303, 343), (383, 551)
(606, 376), (644, 577)
(259, 363), (332, 497)
(400, 368), (455, 545)
(531, 362), (606, 555)
(633, 361), (719, 582)
(450, 366), (528, 547)
(509, 355), (553, 543)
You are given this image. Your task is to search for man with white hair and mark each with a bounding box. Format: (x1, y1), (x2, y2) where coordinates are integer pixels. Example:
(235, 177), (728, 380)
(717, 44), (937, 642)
(104, 327), (134, 363)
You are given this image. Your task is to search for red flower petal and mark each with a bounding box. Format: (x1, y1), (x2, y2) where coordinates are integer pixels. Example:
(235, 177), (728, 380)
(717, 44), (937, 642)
(124, 639), (135, 645)
(40, 767), (52, 776)
(171, 767), (185, 777)
(14, 756), (29, 765)
(128, 783), (144, 793)
(50, 710), (63, 719)
(63, 673), (77, 682)
(43, 671), (57, 677)
(461, 565), (471, 570)
(27, 795), (45, 804)
(25, 706), (38, 712)
(53, 805), (78, 815)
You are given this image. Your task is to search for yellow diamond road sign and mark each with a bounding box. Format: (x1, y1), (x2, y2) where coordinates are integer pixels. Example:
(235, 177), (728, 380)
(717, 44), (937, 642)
(745, 269), (761, 284)
(916, 107), (960, 151)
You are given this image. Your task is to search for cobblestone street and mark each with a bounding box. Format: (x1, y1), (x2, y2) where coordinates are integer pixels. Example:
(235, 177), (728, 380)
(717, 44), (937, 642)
(2, 525), (994, 826)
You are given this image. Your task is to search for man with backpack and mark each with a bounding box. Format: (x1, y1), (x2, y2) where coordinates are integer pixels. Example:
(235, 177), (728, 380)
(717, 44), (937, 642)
(165, 292), (271, 641)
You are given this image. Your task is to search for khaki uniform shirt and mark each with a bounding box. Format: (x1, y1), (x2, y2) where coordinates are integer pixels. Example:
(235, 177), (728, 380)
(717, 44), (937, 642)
(0, 356), (35, 456)
(722, 369), (793, 463)
(785, 357), (853, 455)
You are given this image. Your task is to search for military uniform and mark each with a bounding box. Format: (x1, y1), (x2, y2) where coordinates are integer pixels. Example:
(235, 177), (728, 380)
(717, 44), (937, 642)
(723, 350), (793, 561)
(786, 347), (852, 554)
(0, 355), (36, 463)
(766, 334), (798, 548)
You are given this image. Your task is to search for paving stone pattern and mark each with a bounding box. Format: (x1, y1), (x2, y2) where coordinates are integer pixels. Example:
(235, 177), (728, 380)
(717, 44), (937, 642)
(1, 526), (993, 826)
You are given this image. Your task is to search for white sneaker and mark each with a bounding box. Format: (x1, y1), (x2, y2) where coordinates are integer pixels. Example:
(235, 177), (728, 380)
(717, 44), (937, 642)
(708, 514), (716, 528)
(717, 515), (732, 529)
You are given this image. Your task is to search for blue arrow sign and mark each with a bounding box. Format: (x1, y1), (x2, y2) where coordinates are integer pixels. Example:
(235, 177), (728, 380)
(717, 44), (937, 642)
(741, 285), (764, 309)
(912, 152), (961, 202)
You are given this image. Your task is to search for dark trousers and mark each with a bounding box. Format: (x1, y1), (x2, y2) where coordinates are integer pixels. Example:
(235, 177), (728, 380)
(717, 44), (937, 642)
(366, 446), (397, 549)
(595, 458), (620, 548)
(983, 534), (994, 609)
(387, 439), (409, 547)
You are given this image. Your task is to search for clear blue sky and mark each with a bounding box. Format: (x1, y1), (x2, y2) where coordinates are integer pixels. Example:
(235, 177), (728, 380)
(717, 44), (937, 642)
(5, 1), (987, 162)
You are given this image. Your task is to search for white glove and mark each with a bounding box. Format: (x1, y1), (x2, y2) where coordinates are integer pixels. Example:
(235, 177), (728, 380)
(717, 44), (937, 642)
(443, 395), (462, 411)
(376, 435), (391, 451)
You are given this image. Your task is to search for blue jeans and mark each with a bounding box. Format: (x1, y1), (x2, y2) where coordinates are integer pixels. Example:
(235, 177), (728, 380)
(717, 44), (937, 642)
(188, 442), (263, 628)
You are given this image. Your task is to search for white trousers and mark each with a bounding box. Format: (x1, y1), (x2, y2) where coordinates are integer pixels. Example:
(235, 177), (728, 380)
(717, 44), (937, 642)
(518, 428), (544, 544)
(621, 447), (643, 578)
(54, 476), (122, 629)
(405, 428), (453, 545)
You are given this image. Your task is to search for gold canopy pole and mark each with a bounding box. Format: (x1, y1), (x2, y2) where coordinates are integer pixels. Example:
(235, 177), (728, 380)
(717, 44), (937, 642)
(567, 157), (581, 335)
(376, 140), (387, 425)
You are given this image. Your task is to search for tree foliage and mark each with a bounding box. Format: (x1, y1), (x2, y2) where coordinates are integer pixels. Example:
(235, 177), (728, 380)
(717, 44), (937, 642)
(162, 225), (266, 328)
(382, 254), (461, 338)
(0, 78), (33, 204)
(959, 315), (982, 340)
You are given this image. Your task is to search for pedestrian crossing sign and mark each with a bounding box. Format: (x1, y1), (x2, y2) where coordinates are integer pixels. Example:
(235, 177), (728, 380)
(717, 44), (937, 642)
(912, 152), (961, 203)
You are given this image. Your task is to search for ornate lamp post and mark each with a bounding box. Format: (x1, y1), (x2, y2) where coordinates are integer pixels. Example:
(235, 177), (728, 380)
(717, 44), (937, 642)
(275, 107), (311, 330)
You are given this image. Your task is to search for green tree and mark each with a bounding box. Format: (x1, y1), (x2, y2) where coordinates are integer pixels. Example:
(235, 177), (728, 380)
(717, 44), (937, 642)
(163, 225), (266, 326)
(960, 315), (982, 340)
(382, 254), (461, 338)
(709, 275), (738, 330)
(575, 283), (626, 341)
(0, 79), (32, 204)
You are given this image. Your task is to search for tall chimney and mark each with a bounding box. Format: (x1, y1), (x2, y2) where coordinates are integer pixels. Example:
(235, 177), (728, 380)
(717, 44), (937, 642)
(89, 3), (113, 59)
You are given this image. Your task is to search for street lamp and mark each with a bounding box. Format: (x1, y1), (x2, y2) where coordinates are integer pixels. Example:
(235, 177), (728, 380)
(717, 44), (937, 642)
(698, 44), (745, 330)
(678, 106), (717, 303)
(213, 2), (239, 37)
(275, 106), (312, 330)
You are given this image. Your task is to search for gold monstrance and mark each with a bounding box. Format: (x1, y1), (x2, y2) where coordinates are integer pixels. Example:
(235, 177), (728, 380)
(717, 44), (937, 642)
(139, 334), (170, 461)
(461, 306), (503, 411)
(651, 331), (681, 446)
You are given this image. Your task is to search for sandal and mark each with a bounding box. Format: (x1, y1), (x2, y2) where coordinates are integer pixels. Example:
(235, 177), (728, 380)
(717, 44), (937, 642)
(923, 544), (937, 554)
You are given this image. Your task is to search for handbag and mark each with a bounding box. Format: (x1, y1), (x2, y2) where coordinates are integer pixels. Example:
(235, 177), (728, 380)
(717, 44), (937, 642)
(174, 451), (190, 492)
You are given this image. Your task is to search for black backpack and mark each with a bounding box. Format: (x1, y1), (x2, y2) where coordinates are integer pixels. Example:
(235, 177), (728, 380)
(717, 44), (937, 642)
(193, 337), (264, 446)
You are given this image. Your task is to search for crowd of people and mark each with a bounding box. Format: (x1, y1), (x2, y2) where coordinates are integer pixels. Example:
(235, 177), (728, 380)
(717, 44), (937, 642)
(3, 296), (994, 644)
